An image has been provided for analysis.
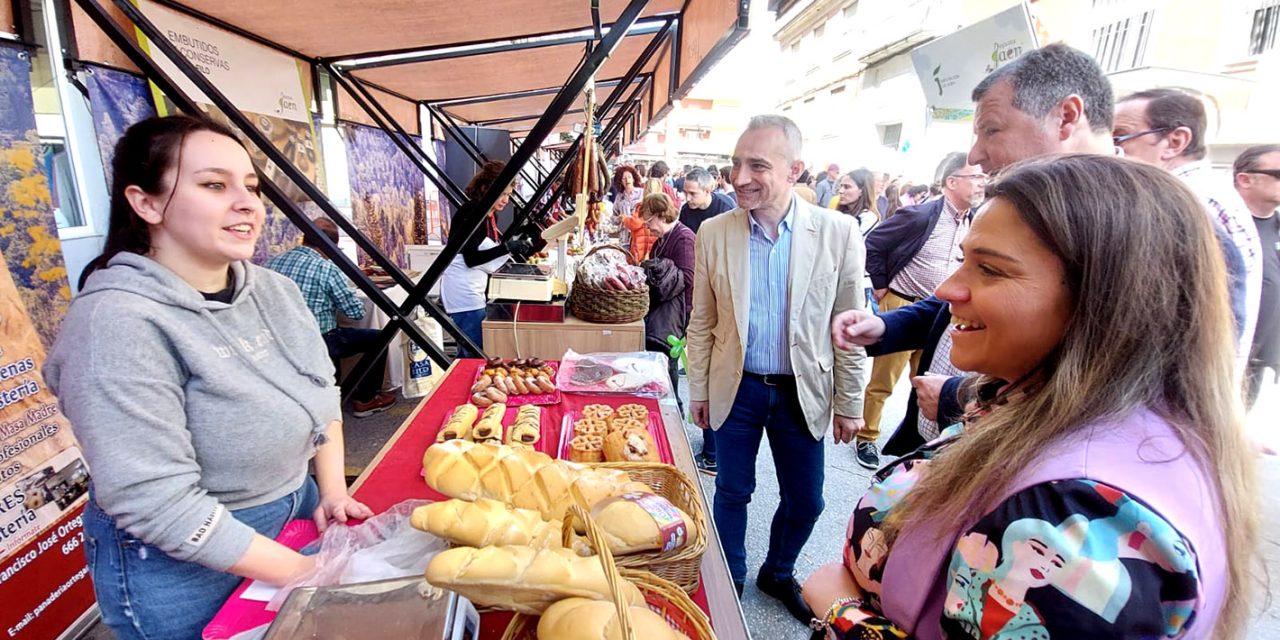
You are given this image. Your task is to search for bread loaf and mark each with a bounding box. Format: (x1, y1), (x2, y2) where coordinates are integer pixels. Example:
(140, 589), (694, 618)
(592, 493), (695, 555)
(422, 440), (651, 520)
(437, 404), (478, 442)
(411, 498), (559, 548)
(424, 546), (644, 615)
(537, 598), (689, 640)
(603, 428), (659, 462)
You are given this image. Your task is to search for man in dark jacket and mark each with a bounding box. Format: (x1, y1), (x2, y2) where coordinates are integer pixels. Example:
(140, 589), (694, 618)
(679, 168), (736, 233)
(854, 152), (984, 468)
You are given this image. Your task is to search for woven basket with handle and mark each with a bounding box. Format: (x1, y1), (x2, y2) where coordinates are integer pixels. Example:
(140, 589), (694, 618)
(501, 502), (715, 640)
(569, 244), (650, 324)
(588, 462), (707, 593)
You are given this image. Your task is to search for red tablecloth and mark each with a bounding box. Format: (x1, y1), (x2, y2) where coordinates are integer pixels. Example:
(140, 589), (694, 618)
(351, 359), (711, 639)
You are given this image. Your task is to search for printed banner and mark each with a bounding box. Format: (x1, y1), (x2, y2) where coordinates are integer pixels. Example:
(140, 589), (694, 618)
(429, 139), (448, 243)
(910, 3), (1039, 120)
(0, 45), (72, 350)
(83, 63), (157, 179)
(343, 122), (426, 268)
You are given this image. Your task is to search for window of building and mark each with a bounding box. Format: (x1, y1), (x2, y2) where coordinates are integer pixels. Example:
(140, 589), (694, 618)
(813, 24), (825, 39)
(879, 123), (902, 149)
(28, 0), (96, 232)
(843, 2), (859, 18)
(1250, 1), (1279, 55)
(1091, 9), (1155, 72)
(830, 85), (846, 95)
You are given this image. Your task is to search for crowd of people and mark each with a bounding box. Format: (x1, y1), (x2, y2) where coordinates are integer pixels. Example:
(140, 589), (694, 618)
(41, 37), (1278, 640)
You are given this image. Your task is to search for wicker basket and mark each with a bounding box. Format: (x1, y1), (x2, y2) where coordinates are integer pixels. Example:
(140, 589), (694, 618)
(501, 504), (715, 640)
(586, 462), (707, 593)
(568, 244), (650, 324)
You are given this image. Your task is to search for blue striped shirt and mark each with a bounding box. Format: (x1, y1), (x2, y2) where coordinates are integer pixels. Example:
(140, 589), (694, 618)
(743, 198), (796, 375)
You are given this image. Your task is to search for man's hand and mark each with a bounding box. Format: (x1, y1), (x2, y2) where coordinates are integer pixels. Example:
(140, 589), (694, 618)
(691, 401), (711, 429)
(873, 288), (888, 302)
(833, 415), (864, 444)
(911, 374), (950, 422)
(831, 310), (886, 350)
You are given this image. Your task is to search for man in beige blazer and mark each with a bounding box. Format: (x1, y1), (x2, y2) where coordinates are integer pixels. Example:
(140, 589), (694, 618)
(687, 115), (868, 622)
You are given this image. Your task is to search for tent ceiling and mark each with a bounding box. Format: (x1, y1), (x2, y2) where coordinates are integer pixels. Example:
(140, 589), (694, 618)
(169, 0), (682, 58)
(352, 34), (659, 104)
(442, 76), (647, 124)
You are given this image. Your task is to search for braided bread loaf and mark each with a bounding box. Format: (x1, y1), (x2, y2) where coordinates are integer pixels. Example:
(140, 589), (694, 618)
(424, 546), (644, 615)
(422, 440), (651, 520)
(410, 498), (559, 548)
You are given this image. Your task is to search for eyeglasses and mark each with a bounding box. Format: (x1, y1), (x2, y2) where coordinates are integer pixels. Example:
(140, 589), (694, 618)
(1112, 127), (1171, 146)
(1243, 169), (1280, 179)
(950, 173), (989, 182)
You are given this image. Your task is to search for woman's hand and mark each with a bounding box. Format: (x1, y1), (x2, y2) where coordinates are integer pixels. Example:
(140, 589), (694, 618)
(802, 562), (865, 623)
(313, 492), (375, 532)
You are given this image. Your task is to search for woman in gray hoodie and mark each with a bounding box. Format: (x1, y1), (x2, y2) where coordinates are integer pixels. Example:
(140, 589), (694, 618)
(44, 116), (371, 640)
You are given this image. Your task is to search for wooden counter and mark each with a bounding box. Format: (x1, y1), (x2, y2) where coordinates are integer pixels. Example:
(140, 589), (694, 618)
(481, 314), (645, 360)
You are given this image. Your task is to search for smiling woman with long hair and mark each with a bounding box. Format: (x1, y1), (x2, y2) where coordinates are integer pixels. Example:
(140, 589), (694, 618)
(809, 154), (1258, 639)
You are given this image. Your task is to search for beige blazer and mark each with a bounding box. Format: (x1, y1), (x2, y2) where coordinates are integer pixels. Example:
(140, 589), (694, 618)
(686, 198), (868, 439)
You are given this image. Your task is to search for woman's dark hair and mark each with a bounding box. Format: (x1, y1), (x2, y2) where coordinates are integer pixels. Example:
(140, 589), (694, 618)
(611, 165), (642, 194)
(79, 115), (247, 289)
(883, 182), (902, 219)
(837, 168), (878, 217)
(464, 160), (508, 200)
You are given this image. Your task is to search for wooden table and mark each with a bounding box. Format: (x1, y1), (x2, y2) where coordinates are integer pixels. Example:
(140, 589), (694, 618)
(482, 314), (645, 360)
(350, 361), (750, 639)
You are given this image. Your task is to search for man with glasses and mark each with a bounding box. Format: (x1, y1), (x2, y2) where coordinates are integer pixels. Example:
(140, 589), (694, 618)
(1234, 144), (1280, 410)
(1115, 88), (1261, 367)
(854, 153), (985, 468)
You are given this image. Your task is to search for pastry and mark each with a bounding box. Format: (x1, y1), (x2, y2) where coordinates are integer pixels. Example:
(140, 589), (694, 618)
(606, 417), (645, 435)
(537, 598), (689, 640)
(411, 498), (559, 548)
(437, 404), (478, 442)
(582, 404), (615, 421)
(506, 405), (541, 447)
(568, 434), (604, 463)
(573, 418), (609, 438)
(613, 403), (649, 424)
(603, 428), (659, 463)
(424, 546), (644, 615)
(421, 440), (651, 520)
(472, 404), (506, 441)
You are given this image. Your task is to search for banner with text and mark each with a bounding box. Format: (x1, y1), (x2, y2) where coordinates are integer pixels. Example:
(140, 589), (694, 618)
(910, 3), (1039, 121)
(135, 0), (324, 205)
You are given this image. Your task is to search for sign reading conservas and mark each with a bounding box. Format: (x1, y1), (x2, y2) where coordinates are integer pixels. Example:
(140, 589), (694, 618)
(910, 3), (1039, 121)
(135, 0), (309, 124)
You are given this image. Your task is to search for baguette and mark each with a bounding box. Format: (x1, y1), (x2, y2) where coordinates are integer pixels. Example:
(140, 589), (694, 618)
(473, 404), (506, 441)
(424, 546), (644, 615)
(537, 598), (689, 640)
(422, 440), (651, 520)
(410, 498), (559, 548)
(437, 404), (478, 442)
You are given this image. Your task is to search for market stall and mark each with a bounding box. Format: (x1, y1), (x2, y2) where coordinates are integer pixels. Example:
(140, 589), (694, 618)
(348, 356), (747, 638)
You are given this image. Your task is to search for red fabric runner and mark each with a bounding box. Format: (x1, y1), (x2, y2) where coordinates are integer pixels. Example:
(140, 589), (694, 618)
(351, 359), (711, 639)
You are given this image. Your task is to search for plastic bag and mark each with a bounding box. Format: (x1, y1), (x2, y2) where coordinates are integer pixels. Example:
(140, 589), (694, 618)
(267, 499), (444, 611)
(555, 349), (674, 398)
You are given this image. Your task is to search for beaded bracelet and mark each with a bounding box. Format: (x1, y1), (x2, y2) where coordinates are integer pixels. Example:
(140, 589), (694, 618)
(808, 596), (862, 631)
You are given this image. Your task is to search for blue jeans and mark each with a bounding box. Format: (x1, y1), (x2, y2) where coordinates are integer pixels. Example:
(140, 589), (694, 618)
(713, 376), (824, 586)
(84, 477), (320, 640)
(449, 309), (486, 359)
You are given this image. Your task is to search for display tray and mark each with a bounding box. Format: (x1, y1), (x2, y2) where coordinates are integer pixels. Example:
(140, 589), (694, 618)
(437, 405), (556, 457)
(556, 405), (674, 465)
(470, 361), (561, 407)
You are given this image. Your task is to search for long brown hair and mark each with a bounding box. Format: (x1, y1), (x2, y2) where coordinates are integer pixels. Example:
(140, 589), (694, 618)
(884, 154), (1258, 637)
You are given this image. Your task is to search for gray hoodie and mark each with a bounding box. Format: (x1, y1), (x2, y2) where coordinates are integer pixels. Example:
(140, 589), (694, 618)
(44, 253), (341, 571)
